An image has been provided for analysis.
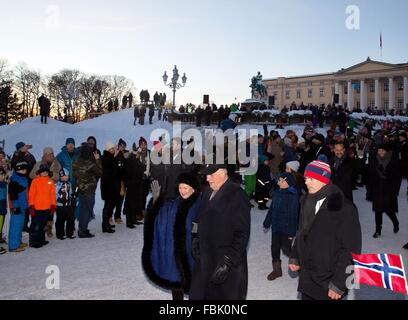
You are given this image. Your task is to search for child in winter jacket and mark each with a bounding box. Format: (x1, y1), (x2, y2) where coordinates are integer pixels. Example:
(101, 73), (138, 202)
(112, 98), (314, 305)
(0, 168), (8, 254)
(28, 164), (56, 248)
(55, 168), (77, 239)
(8, 162), (29, 253)
(263, 172), (299, 281)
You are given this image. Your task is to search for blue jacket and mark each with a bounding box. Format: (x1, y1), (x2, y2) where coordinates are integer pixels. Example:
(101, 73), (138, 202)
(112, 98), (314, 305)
(0, 181), (7, 215)
(220, 118), (237, 132)
(56, 146), (79, 185)
(263, 186), (299, 236)
(8, 172), (28, 211)
(142, 194), (200, 290)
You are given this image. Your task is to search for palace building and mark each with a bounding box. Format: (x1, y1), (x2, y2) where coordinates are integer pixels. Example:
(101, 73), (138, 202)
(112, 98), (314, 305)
(263, 57), (408, 111)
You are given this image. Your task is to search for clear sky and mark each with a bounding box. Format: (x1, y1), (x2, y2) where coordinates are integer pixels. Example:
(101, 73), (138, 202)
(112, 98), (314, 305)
(0, 0), (407, 106)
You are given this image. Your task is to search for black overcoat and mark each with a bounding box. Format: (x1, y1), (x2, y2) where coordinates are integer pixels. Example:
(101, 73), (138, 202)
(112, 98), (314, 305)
(189, 179), (251, 300)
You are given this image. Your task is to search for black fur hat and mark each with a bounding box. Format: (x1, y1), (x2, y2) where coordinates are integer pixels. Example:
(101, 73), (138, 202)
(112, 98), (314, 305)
(177, 172), (200, 191)
(79, 143), (93, 160)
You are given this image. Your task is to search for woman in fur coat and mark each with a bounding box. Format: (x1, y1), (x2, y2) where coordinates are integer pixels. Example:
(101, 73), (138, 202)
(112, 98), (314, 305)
(142, 172), (200, 300)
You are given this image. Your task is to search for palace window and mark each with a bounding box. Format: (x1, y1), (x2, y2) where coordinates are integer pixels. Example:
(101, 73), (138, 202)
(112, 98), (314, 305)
(384, 83), (389, 92)
(397, 98), (404, 109)
(296, 90), (301, 99)
(320, 88), (324, 97)
(384, 99), (389, 109)
(398, 82), (404, 91)
(286, 90), (290, 99)
(369, 100), (375, 108)
(369, 84), (375, 93)
(308, 89), (313, 98)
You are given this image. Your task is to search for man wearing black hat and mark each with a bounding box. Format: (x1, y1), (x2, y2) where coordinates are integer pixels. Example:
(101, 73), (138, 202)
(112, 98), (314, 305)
(189, 164), (251, 300)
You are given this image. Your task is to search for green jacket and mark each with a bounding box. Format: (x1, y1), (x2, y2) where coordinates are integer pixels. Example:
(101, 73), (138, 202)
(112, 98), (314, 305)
(72, 158), (102, 194)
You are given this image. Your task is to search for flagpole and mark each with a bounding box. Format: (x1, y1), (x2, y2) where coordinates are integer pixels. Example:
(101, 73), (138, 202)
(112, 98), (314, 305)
(380, 32), (383, 62)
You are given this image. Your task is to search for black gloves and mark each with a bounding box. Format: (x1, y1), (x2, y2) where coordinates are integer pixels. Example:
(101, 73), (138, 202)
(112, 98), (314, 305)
(210, 255), (233, 285)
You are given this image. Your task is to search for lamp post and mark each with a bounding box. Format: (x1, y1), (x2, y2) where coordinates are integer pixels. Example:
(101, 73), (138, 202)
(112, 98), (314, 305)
(163, 65), (187, 108)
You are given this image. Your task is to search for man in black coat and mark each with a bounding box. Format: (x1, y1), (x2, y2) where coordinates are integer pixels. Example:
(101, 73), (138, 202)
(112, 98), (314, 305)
(123, 149), (145, 228)
(100, 143), (121, 233)
(148, 104), (155, 124)
(195, 106), (203, 127)
(289, 160), (361, 300)
(190, 164), (251, 300)
(369, 143), (401, 238)
(329, 142), (355, 203)
(38, 94), (51, 124)
(139, 106), (146, 125)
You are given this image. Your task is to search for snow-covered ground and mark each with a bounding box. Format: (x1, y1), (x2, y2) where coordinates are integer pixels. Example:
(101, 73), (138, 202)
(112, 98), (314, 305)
(0, 110), (407, 300)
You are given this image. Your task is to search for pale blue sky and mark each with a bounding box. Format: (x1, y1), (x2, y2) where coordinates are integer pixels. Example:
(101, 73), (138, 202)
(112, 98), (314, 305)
(1, 0), (407, 105)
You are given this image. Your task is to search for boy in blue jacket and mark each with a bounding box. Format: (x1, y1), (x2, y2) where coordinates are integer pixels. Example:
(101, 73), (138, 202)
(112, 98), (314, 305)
(8, 162), (29, 253)
(263, 172), (299, 281)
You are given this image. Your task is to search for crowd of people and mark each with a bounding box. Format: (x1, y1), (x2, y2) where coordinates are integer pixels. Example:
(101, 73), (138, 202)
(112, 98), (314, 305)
(1, 112), (408, 300)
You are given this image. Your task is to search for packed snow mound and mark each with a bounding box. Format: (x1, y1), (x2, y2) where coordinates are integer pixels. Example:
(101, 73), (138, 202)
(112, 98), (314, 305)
(0, 111), (172, 159)
(0, 109), (327, 159)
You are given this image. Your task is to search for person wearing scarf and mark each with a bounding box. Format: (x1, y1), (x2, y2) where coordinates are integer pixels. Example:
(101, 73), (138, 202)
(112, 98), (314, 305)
(289, 160), (361, 300)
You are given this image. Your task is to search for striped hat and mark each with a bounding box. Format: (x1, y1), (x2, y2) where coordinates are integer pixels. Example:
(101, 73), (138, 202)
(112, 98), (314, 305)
(304, 160), (331, 185)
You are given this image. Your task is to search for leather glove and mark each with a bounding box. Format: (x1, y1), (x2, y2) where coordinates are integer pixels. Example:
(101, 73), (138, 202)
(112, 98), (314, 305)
(210, 255), (233, 285)
(151, 180), (161, 203)
(50, 205), (56, 216)
(29, 206), (36, 217)
(192, 237), (200, 260)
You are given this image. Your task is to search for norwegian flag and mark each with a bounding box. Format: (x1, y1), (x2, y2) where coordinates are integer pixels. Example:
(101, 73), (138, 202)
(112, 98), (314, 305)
(352, 253), (408, 295)
(380, 33), (383, 49)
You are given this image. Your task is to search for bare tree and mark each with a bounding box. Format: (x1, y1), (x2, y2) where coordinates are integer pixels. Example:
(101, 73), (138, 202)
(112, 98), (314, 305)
(108, 75), (135, 105)
(13, 63), (42, 117)
(48, 69), (81, 121)
(0, 59), (13, 84)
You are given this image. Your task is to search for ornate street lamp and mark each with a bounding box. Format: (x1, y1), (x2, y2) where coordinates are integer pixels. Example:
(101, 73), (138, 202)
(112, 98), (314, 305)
(162, 65), (187, 107)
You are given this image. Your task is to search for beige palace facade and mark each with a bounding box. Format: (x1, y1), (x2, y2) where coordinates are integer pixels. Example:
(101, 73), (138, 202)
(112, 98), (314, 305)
(262, 58), (408, 111)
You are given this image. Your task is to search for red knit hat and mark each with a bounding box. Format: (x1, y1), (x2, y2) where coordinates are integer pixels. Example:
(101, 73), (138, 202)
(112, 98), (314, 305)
(304, 160), (331, 185)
